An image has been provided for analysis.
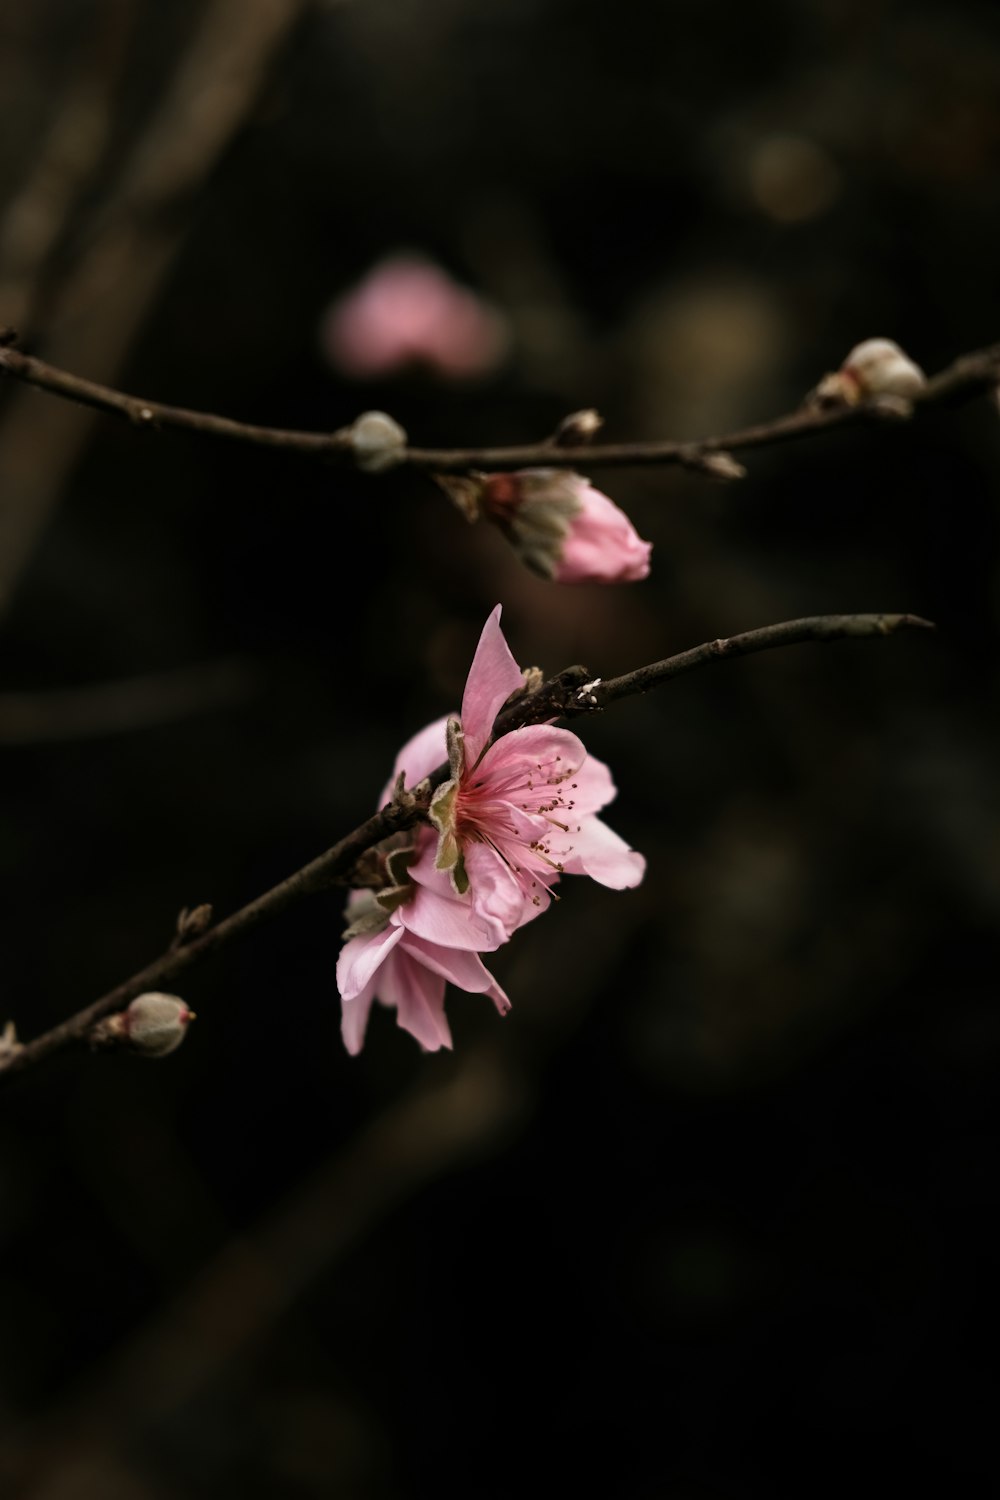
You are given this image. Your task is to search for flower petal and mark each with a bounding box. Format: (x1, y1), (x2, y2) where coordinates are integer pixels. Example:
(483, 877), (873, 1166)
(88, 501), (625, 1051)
(404, 932), (511, 1016)
(565, 751), (618, 817)
(463, 841), (551, 934)
(554, 481), (652, 584)
(402, 840), (509, 949)
(336, 922), (404, 1000)
(341, 977), (378, 1055)
(379, 946), (453, 1051)
(562, 815), (646, 889)
(380, 715), (450, 804)
(472, 723), (587, 793)
(460, 605), (525, 764)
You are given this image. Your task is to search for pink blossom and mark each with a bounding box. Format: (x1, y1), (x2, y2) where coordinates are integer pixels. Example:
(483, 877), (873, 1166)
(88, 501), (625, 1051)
(338, 895), (509, 1055)
(479, 470), (652, 583)
(337, 606), (644, 1053)
(425, 606), (645, 927)
(320, 254), (509, 380)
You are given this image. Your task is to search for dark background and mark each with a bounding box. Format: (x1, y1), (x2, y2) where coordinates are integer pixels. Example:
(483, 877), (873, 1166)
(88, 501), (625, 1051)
(2, 1), (999, 1495)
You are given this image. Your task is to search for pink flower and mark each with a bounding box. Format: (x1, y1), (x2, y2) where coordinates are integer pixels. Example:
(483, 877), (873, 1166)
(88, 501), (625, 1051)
(337, 893), (509, 1055)
(479, 470), (652, 583)
(336, 606), (643, 1053)
(320, 254), (510, 380)
(424, 606), (645, 928)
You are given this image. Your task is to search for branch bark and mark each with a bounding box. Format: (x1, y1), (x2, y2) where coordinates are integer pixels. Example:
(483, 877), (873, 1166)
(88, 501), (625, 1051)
(1, 337), (998, 474)
(0, 611), (933, 1084)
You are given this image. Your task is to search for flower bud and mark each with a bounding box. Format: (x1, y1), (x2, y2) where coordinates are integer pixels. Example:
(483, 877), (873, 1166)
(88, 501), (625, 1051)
(0, 1020), (20, 1062)
(346, 410), (408, 472)
(811, 338), (926, 407)
(552, 408), (604, 446)
(92, 993), (195, 1057)
(480, 469), (652, 583)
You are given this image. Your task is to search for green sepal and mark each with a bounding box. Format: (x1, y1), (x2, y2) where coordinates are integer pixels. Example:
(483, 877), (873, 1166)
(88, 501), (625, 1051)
(430, 778), (459, 844)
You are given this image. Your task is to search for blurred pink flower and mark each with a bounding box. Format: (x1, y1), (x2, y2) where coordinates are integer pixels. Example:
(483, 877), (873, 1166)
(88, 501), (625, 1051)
(480, 470), (652, 583)
(321, 254), (509, 380)
(426, 605), (645, 927)
(337, 897), (509, 1054)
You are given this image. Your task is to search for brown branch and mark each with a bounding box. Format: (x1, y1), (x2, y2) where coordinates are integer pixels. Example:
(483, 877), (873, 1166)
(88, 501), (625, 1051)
(2, 337), (999, 474)
(0, 658), (257, 746)
(0, 0), (316, 616)
(0, 611), (933, 1084)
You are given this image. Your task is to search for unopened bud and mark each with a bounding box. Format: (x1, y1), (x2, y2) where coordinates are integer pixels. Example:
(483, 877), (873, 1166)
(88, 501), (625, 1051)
(810, 338), (926, 408)
(0, 1020), (21, 1062)
(174, 903), (213, 946)
(92, 993), (195, 1057)
(478, 469), (651, 583)
(680, 448), (747, 481)
(552, 408), (604, 446)
(346, 411), (408, 473)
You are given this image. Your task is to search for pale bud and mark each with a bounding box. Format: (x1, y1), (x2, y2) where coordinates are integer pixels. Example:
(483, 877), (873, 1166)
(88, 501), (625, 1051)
(345, 410), (408, 472)
(92, 993), (195, 1057)
(552, 408), (604, 446)
(679, 448), (747, 481)
(173, 903), (213, 945)
(811, 338), (926, 408)
(0, 1020), (21, 1062)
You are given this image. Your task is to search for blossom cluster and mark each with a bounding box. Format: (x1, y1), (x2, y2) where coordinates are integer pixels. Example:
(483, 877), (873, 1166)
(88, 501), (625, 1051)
(337, 607), (645, 1053)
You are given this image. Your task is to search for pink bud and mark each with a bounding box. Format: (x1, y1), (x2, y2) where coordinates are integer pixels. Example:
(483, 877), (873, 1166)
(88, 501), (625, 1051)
(481, 469), (652, 584)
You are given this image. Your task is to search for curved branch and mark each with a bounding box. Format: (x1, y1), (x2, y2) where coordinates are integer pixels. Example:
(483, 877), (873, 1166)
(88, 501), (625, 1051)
(2, 334), (999, 474)
(0, 610), (933, 1083)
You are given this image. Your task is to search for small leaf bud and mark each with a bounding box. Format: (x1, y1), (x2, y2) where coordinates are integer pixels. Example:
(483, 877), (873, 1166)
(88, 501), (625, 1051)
(0, 1020), (21, 1062)
(552, 408), (604, 446)
(680, 448), (747, 481)
(173, 903), (213, 946)
(347, 410), (408, 472)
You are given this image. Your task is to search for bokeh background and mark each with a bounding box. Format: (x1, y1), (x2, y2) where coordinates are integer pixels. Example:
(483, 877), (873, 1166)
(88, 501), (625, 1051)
(2, 1), (1000, 1494)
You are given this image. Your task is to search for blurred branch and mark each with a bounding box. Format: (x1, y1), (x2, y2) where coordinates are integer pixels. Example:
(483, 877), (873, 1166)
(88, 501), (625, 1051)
(0, 0), (135, 332)
(0, 658), (257, 746)
(0, 611), (932, 1083)
(4, 1046), (529, 1492)
(2, 336), (999, 473)
(0, 0), (316, 616)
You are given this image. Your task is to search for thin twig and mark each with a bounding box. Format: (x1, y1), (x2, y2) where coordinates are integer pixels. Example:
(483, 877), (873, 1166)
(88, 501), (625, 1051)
(0, 611), (933, 1084)
(2, 338), (998, 473)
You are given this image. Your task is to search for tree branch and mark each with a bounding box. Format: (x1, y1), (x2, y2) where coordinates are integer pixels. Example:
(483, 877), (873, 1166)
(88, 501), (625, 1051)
(0, 611), (933, 1083)
(1, 335), (999, 474)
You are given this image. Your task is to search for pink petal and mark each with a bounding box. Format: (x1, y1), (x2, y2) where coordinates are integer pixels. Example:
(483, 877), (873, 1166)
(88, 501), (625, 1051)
(380, 716), (450, 804)
(403, 933), (511, 1016)
(463, 841), (550, 935)
(564, 751), (618, 817)
(561, 815), (646, 889)
(402, 840), (509, 950)
(460, 606), (525, 765)
(473, 723), (587, 788)
(554, 481), (652, 584)
(336, 923), (404, 1000)
(379, 946), (453, 1051)
(341, 977), (377, 1055)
